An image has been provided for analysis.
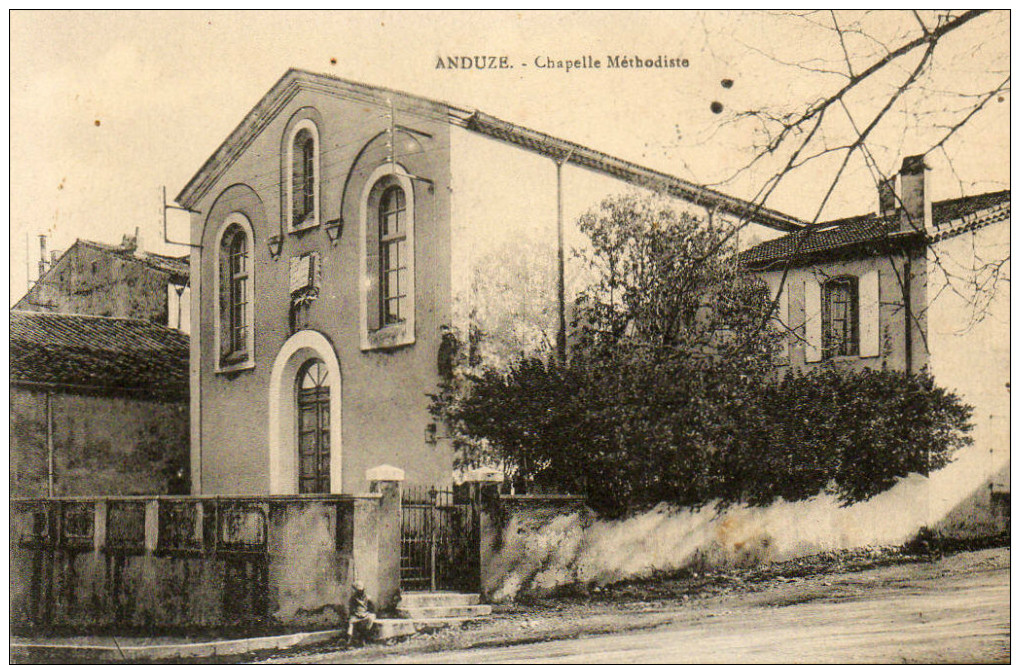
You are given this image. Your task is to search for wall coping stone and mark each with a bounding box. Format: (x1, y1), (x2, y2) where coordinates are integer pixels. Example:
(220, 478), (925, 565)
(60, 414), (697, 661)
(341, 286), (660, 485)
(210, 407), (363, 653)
(464, 467), (504, 483)
(365, 465), (405, 482)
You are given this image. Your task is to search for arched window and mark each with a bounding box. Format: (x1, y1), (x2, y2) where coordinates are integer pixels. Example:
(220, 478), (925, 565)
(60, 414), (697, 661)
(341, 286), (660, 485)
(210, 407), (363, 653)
(822, 276), (859, 358)
(293, 129), (315, 224)
(286, 119), (319, 231)
(379, 185), (407, 326)
(359, 165), (415, 350)
(215, 213), (255, 371)
(296, 358), (331, 494)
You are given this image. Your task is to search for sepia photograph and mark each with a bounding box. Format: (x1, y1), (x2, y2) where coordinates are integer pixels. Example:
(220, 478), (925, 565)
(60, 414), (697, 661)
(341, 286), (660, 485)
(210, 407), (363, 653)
(9, 10), (1010, 663)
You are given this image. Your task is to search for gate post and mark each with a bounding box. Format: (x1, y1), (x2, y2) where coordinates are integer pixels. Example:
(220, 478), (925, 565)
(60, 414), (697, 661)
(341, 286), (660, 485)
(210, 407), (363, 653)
(366, 465), (403, 613)
(464, 468), (504, 600)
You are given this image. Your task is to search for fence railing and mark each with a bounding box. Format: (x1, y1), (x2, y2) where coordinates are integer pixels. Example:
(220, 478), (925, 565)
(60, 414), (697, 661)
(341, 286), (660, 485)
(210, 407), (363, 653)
(10, 494), (359, 556)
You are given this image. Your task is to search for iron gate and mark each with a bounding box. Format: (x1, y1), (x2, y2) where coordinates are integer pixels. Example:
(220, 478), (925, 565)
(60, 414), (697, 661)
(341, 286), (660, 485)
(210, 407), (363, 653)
(400, 485), (479, 592)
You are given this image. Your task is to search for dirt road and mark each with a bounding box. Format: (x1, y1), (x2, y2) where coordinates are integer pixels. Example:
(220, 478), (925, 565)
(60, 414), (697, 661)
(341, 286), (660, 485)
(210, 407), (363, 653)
(262, 548), (1009, 664)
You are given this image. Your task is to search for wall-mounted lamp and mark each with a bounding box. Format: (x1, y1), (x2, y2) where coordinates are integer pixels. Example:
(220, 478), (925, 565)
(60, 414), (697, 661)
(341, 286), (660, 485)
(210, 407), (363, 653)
(267, 235), (283, 259)
(324, 218), (344, 245)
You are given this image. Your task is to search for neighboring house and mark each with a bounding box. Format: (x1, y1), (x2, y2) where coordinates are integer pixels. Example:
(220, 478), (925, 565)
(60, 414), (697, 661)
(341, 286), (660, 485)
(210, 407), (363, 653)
(741, 156), (1010, 535)
(10, 310), (190, 497)
(14, 236), (191, 333)
(174, 68), (800, 496)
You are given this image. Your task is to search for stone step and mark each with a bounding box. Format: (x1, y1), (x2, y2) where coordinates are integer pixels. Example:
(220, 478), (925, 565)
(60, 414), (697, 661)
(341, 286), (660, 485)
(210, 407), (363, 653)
(375, 615), (490, 641)
(397, 604), (493, 620)
(398, 591), (481, 608)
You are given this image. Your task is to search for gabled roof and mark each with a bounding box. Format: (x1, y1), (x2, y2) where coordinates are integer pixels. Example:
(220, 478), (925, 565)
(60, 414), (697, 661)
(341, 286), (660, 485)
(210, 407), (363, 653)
(77, 239), (190, 282)
(741, 190), (1010, 270)
(176, 68), (804, 232)
(10, 310), (189, 400)
(12, 238), (189, 312)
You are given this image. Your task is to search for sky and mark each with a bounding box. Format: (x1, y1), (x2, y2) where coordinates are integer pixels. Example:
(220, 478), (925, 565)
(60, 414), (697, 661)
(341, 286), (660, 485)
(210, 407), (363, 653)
(8, 10), (1010, 304)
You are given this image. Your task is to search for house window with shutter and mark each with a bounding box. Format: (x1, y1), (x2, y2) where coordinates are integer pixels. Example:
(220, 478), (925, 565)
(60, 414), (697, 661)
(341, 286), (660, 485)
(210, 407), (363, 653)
(286, 119), (319, 231)
(215, 212), (256, 372)
(822, 276), (859, 358)
(360, 165), (416, 350)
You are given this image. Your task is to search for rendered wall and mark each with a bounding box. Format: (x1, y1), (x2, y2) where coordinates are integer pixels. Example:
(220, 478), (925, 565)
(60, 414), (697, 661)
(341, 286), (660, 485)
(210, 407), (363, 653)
(924, 220), (1010, 525)
(191, 88), (455, 495)
(10, 387), (189, 498)
(10, 493), (399, 632)
(758, 250), (928, 372)
(448, 126), (782, 364)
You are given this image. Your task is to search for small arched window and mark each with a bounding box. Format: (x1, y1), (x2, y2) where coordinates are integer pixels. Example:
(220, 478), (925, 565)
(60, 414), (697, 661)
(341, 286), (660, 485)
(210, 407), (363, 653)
(822, 276), (858, 358)
(216, 213), (255, 370)
(286, 119), (319, 231)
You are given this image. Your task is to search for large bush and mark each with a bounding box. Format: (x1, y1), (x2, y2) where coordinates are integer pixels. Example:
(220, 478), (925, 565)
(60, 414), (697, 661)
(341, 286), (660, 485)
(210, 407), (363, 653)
(434, 360), (973, 516)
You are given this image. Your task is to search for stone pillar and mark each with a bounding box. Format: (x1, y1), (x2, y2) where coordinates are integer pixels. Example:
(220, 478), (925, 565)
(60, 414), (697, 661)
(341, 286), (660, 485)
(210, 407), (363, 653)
(350, 497), (380, 607)
(144, 500), (160, 553)
(464, 468), (504, 601)
(365, 465), (403, 612)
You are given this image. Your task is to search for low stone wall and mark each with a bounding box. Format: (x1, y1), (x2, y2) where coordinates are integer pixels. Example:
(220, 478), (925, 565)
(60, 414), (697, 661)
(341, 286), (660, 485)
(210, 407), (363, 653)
(475, 488), (588, 602)
(473, 464), (1011, 602)
(10, 487), (400, 632)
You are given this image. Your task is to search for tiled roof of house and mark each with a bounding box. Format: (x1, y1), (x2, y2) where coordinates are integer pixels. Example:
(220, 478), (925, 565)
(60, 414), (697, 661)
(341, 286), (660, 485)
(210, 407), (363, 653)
(10, 310), (189, 399)
(79, 239), (190, 282)
(741, 190), (1010, 269)
(176, 68), (805, 232)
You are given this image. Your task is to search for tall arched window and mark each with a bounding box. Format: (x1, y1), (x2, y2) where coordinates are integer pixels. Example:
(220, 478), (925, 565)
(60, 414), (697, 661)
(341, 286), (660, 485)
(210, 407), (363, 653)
(359, 164), (415, 350)
(297, 358), (331, 494)
(379, 185), (407, 326)
(822, 276), (859, 358)
(293, 129), (315, 224)
(226, 231), (248, 353)
(286, 119), (319, 231)
(215, 213), (255, 371)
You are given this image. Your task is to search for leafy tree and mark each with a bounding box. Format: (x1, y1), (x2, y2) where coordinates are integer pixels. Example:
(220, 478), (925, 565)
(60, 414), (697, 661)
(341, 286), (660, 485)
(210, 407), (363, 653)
(433, 194), (974, 516)
(572, 193), (778, 368)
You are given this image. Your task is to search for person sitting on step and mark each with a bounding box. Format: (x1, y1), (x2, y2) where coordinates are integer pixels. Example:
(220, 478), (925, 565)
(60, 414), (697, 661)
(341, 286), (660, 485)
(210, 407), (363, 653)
(347, 580), (376, 645)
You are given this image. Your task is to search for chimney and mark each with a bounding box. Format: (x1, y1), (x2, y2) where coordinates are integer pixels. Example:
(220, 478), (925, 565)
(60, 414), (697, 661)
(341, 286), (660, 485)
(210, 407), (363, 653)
(878, 176), (898, 217)
(899, 154), (932, 232)
(37, 234), (48, 280)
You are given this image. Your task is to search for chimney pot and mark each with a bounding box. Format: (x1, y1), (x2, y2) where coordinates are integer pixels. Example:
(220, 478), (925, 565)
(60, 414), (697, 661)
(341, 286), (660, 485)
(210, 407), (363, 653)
(878, 177), (898, 216)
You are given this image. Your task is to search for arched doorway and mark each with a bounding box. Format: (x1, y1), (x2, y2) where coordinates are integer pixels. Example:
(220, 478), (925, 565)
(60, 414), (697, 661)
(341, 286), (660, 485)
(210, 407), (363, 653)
(268, 330), (342, 494)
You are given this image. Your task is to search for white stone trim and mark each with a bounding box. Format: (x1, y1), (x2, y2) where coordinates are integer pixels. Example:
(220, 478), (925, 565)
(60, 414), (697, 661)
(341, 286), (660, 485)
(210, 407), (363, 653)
(213, 212), (256, 373)
(358, 163), (416, 350)
(268, 329), (343, 494)
(285, 118), (321, 232)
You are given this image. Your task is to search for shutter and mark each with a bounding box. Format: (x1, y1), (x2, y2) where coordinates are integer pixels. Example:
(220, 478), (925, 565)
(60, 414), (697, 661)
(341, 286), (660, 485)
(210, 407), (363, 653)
(776, 278), (790, 361)
(365, 197), (381, 331)
(859, 269), (880, 357)
(804, 277), (822, 363)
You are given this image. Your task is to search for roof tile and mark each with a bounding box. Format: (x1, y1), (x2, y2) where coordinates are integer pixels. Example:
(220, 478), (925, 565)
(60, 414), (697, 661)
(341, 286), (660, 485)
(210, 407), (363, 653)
(10, 310), (188, 398)
(741, 190), (1010, 268)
